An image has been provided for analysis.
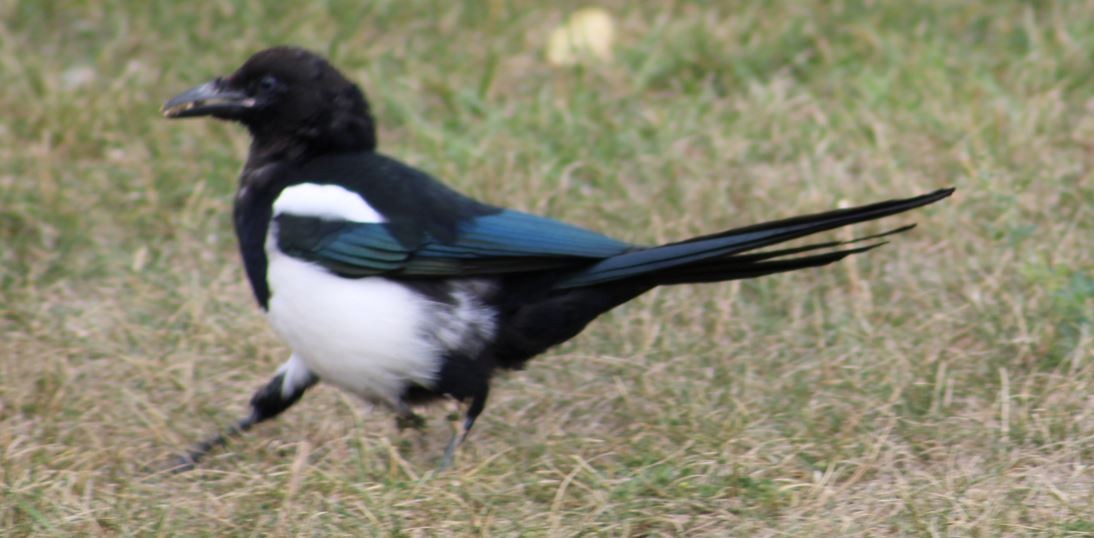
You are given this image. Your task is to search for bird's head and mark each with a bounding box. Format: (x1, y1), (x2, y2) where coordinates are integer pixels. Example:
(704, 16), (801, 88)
(163, 46), (377, 154)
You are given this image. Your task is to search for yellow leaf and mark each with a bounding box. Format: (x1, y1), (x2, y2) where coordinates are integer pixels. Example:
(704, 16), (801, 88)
(546, 7), (615, 66)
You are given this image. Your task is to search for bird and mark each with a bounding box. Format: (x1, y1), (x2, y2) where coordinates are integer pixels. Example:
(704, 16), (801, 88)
(161, 46), (953, 470)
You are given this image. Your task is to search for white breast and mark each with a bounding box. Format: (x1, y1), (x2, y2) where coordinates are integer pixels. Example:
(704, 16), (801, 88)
(264, 252), (441, 405)
(264, 183), (441, 406)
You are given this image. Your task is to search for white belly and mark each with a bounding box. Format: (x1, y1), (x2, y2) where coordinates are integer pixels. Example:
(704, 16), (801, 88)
(264, 252), (440, 406)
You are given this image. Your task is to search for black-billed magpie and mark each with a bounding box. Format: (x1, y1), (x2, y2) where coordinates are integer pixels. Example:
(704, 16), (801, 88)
(162, 46), (953, 469)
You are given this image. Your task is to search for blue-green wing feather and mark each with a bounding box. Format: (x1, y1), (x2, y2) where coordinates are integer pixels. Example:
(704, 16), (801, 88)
(276, 210), (631, 277)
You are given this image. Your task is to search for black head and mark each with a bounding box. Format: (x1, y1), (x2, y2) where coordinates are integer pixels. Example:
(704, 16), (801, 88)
(163, 47), (377, 154)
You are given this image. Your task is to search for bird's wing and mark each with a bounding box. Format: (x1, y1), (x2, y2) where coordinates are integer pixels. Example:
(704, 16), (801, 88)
(274, 209), (632, 278)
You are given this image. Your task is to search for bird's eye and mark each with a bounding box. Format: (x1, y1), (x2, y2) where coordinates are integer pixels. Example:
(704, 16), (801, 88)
(258, 76), (279, 93)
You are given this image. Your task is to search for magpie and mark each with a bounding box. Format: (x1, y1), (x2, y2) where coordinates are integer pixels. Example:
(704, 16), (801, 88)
(161, 46), (953, 469)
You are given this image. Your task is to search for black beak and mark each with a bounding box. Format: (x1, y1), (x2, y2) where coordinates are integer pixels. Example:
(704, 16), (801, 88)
(162, 79), (254, 119)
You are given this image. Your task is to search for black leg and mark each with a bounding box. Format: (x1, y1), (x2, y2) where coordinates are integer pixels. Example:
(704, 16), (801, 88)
(168, 356), (317, 472)
(439, 387), (488, 470)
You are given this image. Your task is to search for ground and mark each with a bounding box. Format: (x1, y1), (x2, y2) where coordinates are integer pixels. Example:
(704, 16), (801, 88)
(1, 1), (1091, 535)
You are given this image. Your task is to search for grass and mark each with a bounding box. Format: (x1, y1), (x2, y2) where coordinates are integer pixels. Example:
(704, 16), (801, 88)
(1, 0), (1091, 535)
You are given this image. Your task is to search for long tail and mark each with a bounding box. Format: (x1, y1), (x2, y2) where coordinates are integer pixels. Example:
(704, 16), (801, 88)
(555, 188), (954, 288)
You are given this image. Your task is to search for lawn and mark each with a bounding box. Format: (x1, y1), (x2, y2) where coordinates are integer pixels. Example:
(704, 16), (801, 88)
(1, 0), (1091, 535)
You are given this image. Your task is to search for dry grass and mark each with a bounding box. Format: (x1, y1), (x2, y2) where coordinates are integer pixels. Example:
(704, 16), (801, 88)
(1, 1), (1091, 535)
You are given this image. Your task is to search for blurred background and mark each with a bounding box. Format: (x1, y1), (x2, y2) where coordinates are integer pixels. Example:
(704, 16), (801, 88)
(1, 1), (1090, 535)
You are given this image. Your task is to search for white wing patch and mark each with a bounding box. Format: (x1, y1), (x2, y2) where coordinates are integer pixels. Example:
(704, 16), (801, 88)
(273, 183), (384, 222)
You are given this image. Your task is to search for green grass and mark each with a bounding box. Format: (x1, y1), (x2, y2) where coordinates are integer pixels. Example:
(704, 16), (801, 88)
(2, 0), (1091, 535)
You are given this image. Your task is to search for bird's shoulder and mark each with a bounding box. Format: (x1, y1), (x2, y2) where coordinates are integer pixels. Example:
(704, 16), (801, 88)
(241, 151), (501, 246)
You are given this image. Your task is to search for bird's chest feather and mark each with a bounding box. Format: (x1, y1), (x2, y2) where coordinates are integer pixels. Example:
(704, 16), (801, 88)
(263, 240), (441, 405)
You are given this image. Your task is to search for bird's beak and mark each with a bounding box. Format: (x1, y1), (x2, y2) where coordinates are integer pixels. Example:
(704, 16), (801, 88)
(162, 80), (255, 119)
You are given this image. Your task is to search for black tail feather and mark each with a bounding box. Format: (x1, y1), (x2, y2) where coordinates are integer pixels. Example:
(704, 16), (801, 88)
(669, 190), (950, 248)
(556, 188), (953, 289)
(717, 223), (915, 265)
(650, 242), (883, 285)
